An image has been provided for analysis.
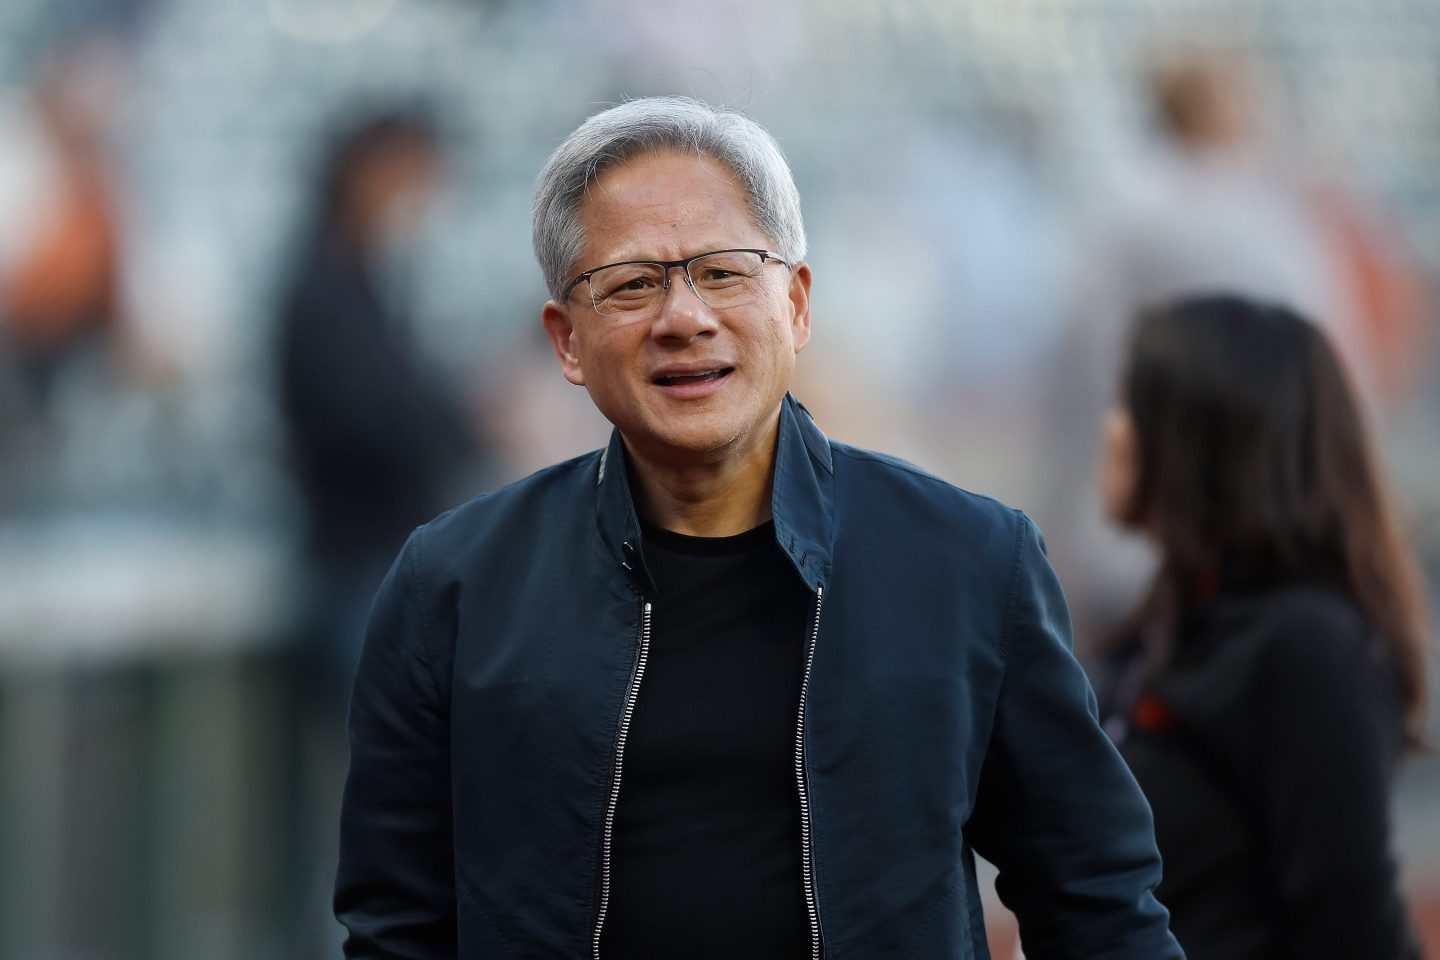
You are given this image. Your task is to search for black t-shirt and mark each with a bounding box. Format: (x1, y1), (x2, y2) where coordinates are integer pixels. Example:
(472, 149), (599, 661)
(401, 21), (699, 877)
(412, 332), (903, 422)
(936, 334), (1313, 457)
(598, 520), (812, 957)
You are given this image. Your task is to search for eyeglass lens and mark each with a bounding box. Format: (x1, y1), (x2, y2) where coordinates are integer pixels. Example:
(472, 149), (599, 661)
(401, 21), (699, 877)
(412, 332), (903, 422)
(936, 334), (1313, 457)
(588, 250), (771, 318)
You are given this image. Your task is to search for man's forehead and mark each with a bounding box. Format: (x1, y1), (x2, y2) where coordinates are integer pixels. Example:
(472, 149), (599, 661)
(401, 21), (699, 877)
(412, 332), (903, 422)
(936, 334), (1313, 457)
(576, 150), (761, 260)
(582, 151), (742, 214)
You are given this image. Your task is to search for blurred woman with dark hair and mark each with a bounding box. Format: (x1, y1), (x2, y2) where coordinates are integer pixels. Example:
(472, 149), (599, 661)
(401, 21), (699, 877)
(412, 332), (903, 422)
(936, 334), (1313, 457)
(277, 109), (478, 698)
(275, 109), (483, 956)
(1097, 294), (1431, 960)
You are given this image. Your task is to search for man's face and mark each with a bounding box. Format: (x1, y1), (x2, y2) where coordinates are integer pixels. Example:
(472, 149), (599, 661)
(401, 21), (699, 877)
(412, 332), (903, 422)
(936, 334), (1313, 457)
(542, 150), (811, 464)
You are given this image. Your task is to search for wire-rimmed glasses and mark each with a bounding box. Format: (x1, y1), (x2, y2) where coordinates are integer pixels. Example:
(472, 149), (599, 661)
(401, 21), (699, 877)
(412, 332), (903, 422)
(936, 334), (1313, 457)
(561, 248), (790, 321)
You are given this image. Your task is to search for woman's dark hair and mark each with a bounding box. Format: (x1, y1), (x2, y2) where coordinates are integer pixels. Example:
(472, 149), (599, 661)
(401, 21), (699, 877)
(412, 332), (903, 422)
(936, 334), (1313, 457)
(1116, 294), (1431, 741)
(309, 108), (440, 246)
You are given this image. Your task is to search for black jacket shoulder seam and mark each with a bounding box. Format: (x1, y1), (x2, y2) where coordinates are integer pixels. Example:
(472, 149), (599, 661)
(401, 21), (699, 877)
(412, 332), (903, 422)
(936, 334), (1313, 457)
(407, 523), (446, 706)
(997, 509), (1028, 663)
(829, 444), (1009, 509)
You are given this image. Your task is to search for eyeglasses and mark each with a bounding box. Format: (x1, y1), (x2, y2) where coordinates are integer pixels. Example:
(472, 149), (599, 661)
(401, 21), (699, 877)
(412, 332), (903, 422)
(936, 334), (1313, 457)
(560, 248), (790, 321)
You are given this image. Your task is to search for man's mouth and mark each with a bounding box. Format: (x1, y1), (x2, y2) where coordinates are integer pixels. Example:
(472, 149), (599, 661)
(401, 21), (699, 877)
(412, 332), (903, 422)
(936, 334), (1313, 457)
(653, 367), (734, 387)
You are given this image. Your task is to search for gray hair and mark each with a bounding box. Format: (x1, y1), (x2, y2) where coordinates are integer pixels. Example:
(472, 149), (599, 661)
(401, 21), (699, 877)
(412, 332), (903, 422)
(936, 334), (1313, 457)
(532, 96), (807, 299)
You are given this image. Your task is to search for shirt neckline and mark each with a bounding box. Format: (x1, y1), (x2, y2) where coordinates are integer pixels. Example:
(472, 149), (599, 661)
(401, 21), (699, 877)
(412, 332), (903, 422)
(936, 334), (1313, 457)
(639, 518), (777, 558)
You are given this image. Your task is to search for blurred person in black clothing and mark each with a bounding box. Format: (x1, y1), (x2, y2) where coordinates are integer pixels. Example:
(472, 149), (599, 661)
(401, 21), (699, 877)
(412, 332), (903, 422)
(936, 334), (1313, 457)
(1097, 294), (1431, 959)
(277, 109), (480, 958)
(277, 110), (475, 698)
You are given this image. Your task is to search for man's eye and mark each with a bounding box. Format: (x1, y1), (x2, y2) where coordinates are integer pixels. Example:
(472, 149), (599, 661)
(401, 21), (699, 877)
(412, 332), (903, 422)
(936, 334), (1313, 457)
(598, 272), (659, 299)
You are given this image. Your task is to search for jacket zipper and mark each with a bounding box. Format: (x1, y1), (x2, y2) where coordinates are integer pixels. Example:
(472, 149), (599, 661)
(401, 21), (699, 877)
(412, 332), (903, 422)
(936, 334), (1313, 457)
(796, 584), (826, 958)
(592, 600), (652, 958)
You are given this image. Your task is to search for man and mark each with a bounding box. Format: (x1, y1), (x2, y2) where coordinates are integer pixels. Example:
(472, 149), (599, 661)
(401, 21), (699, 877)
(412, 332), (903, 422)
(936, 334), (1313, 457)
(336, 97), (1182, 959)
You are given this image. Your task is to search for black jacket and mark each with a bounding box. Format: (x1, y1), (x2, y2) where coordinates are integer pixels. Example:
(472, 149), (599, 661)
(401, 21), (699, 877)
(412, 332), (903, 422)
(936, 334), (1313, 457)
(336, 395), (1181, 958)
(1102, 583), (1418, 960)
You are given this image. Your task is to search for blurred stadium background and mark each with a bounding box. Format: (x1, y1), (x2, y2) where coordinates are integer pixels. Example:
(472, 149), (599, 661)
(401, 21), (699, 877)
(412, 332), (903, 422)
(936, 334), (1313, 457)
(0, 0), (1438, 957)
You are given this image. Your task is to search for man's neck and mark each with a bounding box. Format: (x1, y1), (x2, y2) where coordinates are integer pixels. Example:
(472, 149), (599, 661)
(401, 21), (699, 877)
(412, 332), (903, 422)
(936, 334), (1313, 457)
(623, 409), (780, 538)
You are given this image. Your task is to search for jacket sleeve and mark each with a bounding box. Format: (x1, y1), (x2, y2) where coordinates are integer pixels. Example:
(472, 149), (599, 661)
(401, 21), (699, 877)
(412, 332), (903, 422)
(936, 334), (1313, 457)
(967, 512), (1182, 959)
(1254, 612), (1416, 960)
(334, 527), (458, 958)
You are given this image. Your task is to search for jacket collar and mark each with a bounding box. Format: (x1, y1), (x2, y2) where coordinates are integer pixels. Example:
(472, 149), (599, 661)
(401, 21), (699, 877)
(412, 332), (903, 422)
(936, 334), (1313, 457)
(594, 393), (834, 594)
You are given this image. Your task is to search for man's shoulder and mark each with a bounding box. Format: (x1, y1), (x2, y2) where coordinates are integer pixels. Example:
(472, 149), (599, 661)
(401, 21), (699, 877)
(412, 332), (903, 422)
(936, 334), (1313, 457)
(828, 438), (1024, 539)
(413, 448), (603, 558)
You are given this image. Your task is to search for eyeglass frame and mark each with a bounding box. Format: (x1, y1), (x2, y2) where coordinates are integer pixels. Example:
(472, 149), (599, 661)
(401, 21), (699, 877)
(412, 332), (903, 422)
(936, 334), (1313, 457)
(558, 247), (792, 311)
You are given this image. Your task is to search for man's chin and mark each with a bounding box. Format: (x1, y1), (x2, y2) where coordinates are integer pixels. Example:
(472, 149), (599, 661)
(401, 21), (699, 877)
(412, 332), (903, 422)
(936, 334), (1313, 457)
(619, 414), (747, 461)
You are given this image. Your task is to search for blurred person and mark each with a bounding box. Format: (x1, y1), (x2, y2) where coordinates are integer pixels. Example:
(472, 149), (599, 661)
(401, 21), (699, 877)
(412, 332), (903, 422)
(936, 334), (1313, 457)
(1096, 295), (1431, 960)
(1090, 43), (1428, 407)
(1098, 48), (1351, 367)
(0, 37), (124, 402)
(277, 109), (477, 698)
(276, 107), (486, 960)
(1042, 39), (1428, 646)
(335, 97), (1182, 959)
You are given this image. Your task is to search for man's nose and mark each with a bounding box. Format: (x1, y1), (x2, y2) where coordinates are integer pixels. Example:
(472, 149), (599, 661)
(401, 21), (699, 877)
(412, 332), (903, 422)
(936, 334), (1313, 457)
(651, 265), (718, 340)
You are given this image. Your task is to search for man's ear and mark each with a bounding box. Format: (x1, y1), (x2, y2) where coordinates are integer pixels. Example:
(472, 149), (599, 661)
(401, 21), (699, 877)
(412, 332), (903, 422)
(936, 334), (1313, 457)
(542, 300), (585, 386)
(787, 261), (813, 354)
